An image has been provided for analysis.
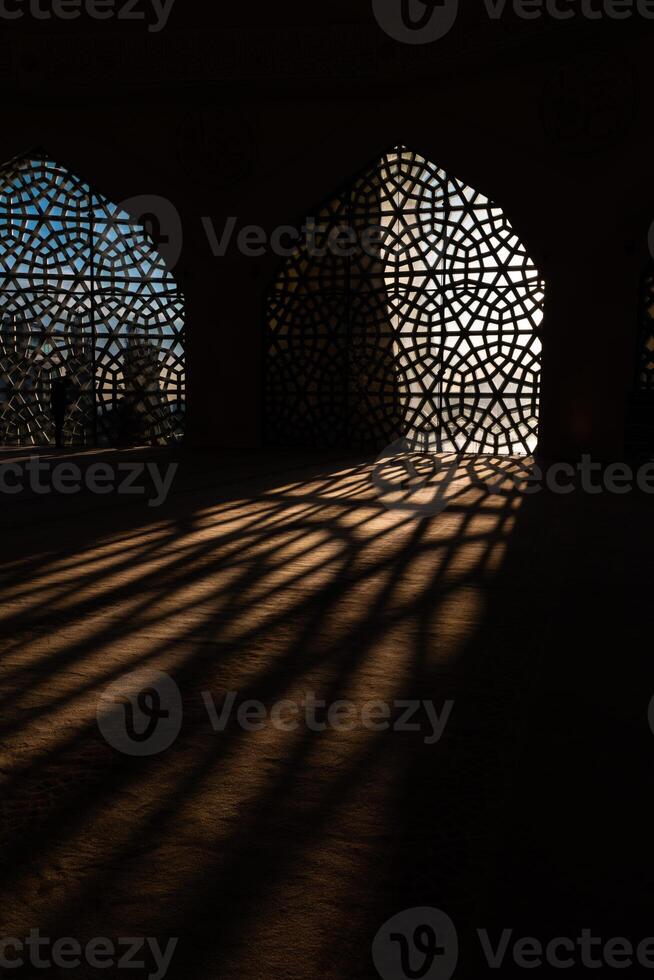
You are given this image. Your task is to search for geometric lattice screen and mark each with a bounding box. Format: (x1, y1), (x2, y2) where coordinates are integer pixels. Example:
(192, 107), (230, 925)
(0, 151), (185, 447)
(266, 145), (545, 455)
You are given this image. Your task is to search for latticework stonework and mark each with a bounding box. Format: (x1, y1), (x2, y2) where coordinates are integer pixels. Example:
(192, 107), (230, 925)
(0, 152), (185, 447)
(266, 146), (545, 455)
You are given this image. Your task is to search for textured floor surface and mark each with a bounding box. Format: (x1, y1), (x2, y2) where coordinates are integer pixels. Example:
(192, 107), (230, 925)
(0, 447), (651, 979)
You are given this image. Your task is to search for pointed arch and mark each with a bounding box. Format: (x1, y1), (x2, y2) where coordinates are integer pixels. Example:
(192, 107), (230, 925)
(265, 145), (545, 456)
(0, 151), (185, 446)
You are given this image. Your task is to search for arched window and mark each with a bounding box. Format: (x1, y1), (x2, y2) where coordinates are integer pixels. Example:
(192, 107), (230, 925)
(0, 151), (185, 447)
(266, 146), (545, 456)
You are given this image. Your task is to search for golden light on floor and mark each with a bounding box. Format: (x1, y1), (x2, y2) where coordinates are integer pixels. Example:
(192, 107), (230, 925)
(0, 453), (526, 973)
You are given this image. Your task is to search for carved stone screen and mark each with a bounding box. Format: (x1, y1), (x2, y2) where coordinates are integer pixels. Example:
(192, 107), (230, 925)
(266, 146), (545, 455)
(0, 152), (185, 447)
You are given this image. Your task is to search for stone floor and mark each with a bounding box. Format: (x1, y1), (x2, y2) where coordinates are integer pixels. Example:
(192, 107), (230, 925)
(0, 447), (651, 979)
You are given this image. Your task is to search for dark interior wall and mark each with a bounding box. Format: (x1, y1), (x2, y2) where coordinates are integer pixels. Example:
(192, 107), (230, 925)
(1, 6), (652, 458)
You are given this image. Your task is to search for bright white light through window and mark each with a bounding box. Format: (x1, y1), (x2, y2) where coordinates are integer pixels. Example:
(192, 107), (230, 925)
(267, 146), (545, 456)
